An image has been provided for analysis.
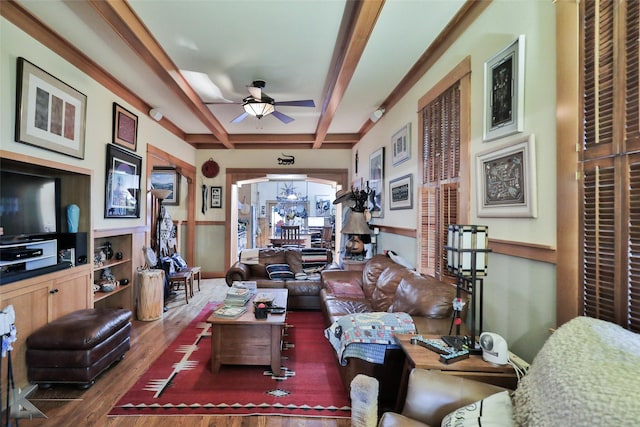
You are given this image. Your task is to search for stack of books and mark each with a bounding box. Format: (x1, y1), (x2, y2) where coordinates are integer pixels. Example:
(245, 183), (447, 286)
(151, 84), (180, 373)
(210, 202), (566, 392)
(224, 286), (251, 307)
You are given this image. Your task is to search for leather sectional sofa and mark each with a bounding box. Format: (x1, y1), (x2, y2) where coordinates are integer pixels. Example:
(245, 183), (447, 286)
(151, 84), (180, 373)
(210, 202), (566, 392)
(224, 247), (333, 310)
(320, 254), (465, 412)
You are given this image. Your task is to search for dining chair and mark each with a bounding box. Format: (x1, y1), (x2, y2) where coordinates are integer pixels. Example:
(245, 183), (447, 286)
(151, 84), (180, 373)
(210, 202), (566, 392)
(280, 225), (303, 247)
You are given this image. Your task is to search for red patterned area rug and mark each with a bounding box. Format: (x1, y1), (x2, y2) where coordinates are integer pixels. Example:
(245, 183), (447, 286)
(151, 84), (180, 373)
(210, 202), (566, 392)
(108, 304), (350, 418)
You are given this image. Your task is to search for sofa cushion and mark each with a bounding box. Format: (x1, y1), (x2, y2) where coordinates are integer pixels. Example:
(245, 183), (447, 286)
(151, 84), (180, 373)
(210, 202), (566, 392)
(285, 249), (304, 274)
(265, 263), (295, 279)
(361, 254), (400, 299)
(370, 264), (406, 312)
(389, 271), (456, 319)
(441, 390), (514, 427)
(325, 279), (366, 298)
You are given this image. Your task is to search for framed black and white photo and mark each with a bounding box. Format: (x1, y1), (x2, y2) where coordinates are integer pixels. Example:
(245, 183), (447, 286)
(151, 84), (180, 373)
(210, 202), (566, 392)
(483, 35), (525, 142)
(389, 174), (413, 210)
(391, 123), (411, 166)
(210, 186), (222, 208)
(104, 144), (142, 218)
(15, 57), (87, 159)
(476, 133), (537, 218)
(150, 167), (180, 206)
(369, 147), (385, 218)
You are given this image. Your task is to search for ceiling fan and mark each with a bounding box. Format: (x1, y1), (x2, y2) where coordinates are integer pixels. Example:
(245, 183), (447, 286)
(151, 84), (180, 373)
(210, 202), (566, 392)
(208, 80), (315, 124)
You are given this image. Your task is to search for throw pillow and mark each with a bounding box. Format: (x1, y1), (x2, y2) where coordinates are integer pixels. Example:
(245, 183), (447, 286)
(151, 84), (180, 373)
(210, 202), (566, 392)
(325, 279), (365, 298)
(265, 263), (295, 280)
(440, 390), (515, 427)
(171, 253), (188, 270)
(301, 248), (329, 273)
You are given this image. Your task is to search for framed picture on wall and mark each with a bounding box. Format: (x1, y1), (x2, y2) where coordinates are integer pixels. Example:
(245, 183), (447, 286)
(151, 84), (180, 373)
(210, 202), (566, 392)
(389, 174), (413, 210)
(150, 167), (180, 206)
(483, 35), (525, 142)
(210, 186), (222, 208)
(104, 144), (142, 218)
(112, 103), (138, 151)
(369, 147), (385, 218)
(476, 133), (537, 218)
(15, 57), (87, 159)
(391, 123), (411, 166)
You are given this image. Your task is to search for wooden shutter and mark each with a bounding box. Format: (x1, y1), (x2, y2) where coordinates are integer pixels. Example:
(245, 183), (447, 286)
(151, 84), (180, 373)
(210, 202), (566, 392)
(582, 161), (617, 323)
(419, 83), (461, 278)
(580, 0), (640, 332)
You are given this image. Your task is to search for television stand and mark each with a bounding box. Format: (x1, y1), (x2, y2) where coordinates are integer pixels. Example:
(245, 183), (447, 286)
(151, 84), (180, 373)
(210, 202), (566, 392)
(0, 239), (58, 284)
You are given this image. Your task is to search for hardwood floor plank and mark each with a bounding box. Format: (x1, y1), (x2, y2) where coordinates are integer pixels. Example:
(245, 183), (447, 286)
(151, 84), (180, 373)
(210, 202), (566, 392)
(18, 279), (349, 427)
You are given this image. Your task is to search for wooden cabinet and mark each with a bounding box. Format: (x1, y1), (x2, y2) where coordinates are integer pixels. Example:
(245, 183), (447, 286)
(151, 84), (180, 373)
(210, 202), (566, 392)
(93, 230), (134, 311)
(0, 265), (92, 389)
(0, 150), (93, 390)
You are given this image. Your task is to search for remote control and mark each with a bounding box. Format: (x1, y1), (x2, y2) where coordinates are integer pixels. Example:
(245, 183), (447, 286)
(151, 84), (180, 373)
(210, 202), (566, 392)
(414, 337), (451, 355)
(439, 349), (470, 364)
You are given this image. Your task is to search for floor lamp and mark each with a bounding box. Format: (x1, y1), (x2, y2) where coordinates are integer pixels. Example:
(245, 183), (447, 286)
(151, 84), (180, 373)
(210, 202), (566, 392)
(443, 224), (491, 354)
(150, 188), (172, 264)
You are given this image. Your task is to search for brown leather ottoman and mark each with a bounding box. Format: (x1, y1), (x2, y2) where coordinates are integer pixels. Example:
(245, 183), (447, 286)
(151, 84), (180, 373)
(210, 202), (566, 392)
(26, 308), (132, 389)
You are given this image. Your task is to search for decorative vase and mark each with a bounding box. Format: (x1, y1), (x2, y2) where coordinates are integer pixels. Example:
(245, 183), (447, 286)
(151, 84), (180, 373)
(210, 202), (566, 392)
(66, 204), (80, 233)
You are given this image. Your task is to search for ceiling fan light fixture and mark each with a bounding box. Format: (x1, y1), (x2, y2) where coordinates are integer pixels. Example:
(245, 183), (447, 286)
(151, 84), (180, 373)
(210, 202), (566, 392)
(243, 99), (275, 119)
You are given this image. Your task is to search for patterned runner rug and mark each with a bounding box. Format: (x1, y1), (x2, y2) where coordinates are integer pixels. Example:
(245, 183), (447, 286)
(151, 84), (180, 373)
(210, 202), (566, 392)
(108, 304), (350, 418)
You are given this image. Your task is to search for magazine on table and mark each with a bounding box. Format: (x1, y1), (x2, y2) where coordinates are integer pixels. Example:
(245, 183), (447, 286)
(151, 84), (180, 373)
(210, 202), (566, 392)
(213, 305), (247, 318)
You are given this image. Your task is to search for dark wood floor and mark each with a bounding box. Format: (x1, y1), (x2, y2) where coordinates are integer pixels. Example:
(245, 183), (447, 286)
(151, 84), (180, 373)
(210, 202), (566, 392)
(19, 279), (351, 427)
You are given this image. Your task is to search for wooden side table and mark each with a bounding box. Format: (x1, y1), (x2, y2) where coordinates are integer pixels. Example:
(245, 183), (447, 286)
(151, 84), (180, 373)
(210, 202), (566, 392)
(394, 334), (519, 411)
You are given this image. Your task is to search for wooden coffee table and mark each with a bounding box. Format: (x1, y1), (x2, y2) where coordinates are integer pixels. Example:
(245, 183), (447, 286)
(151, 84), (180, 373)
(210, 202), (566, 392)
(207, 288), (288, 376)
(394, 334), (520, 411)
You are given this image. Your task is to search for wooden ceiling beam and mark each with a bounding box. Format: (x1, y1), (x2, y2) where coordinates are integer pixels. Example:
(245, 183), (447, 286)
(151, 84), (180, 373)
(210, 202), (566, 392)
(313, 0), (385, 149)
(88, 0), (232, 148)
(186, 132), (358, 149)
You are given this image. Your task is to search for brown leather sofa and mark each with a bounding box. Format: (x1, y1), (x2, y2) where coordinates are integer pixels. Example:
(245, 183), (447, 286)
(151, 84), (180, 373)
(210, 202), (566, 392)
(225, 247), (333, 310)
(320, 254), (465, 412)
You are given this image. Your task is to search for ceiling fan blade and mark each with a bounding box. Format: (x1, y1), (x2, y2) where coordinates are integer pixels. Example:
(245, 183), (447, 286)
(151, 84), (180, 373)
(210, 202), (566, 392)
(230, 111), (249, 123)
(271, 110), (295, 124)
(275, 100), (316, 108)
(248, 86), (262, 100)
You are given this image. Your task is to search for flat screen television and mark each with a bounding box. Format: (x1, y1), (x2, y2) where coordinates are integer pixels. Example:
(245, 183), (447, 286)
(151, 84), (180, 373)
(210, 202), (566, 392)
(0, 170), (60, 242)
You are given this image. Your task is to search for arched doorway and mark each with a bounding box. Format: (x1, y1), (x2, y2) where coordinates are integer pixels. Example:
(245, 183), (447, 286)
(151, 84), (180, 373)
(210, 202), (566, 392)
(224, 168), (349, 268)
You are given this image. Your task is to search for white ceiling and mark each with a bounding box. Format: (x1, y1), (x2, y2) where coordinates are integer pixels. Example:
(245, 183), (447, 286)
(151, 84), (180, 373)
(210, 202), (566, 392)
(14, 0), (466, 147)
